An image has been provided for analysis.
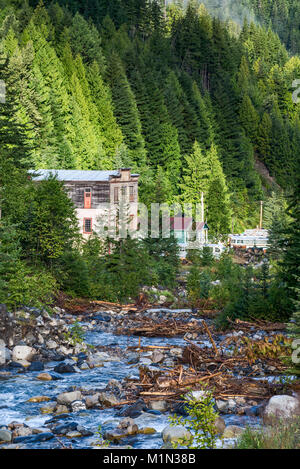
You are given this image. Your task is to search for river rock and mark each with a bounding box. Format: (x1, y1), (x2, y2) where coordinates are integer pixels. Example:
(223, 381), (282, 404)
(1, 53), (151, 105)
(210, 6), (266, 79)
(52, 422), (78, 435)
(28, 361), (44, 372)
(85, 394), (100, 409)
(88, 352), (118, 367)
(12, 426), (33, 438)
(27, 396), (51, 403)
(46, 340), (58, 350)
(213, 417), (226, 435)
(12, 346), (35, 362)
(0, 430), (12, 442)
(139, 427), (156, 435)
(223, 425), (245, 439)
(263, 395), (300, 424)
(106, 379), (123, 393)
(169, 348), (183, 358)
(151, 351), (164, 364)
(53, 362), (76, 374)
(66, 431), (82, 438)
(40, 402), (57, 414)
(162, 425), (192, 444)
(13, 432), (54, 444)
(37, 373), (52, 381)
(149, 400), (167, 412)
(56, 391), (82, 405)
(98, 392), (120, 407)
(79, 362), (90, 370)
(94, 313), (111, 322)
(55, 405), (69, 414)
(117, 399), (146, 418)
(70, 400), (86, 412)
(216, 399), (229, 413)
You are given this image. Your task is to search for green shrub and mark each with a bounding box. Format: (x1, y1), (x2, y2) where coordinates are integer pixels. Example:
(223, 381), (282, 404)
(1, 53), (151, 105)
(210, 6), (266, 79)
(236, 420), (300, 449)
(4, 262), (56, 310)
(56, 251), (90, 298)
(187, 266), (211, 306)
(168, 388), (219, 449)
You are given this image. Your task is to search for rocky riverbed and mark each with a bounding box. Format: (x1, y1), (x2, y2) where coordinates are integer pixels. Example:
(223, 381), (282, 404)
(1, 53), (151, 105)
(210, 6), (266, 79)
(0, 303), (299, 449)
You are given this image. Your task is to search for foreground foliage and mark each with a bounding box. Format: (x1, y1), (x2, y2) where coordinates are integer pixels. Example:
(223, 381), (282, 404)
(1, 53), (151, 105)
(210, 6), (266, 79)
(236, 419), (300, 449)
(168, 388), (219, 449)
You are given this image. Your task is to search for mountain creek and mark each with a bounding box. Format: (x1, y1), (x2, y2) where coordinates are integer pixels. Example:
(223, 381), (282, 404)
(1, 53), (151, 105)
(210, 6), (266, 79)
(0, 303), (298, 449)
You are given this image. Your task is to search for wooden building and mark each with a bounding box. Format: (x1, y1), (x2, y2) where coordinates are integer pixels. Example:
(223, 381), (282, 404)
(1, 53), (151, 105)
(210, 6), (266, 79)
(31, 168), (139, 237)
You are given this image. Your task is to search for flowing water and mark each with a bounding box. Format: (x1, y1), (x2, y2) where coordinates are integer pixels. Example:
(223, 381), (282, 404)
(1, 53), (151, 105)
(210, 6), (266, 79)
(0, 318), (262, 449)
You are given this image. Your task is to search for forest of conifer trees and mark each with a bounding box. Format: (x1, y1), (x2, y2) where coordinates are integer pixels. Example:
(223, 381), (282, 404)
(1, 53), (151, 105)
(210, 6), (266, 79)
(1, 0), (300, 233)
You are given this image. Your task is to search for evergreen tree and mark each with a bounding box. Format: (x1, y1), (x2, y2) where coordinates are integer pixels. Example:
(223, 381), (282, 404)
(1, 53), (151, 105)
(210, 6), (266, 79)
(106, 52), (146, 165)
(239, 94), (259, 142)
(181, 141), (211, 204)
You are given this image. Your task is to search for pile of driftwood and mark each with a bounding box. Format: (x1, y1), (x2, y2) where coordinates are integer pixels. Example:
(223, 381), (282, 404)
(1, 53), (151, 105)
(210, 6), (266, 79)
(125, 331), (288, 403)
(227, 318), (286, 332)
(126, 361), (277, 403)
(116, 317), (204, 338)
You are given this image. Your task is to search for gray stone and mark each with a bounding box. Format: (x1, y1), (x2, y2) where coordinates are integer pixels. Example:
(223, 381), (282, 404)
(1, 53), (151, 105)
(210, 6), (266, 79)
(56, 391), (82, 405)
(162, 425), (192, 444)
(169, 348), (183, 357)
(70, 400), (86, 412)
(151, 351), (164, 364)
(12, 345), (35, 362)
(55, 405), (69, 414)
(13, 426), (33, 438)
(46, 340), (58, 349)
(216, 399), (229, 413)
(263, 395), (300, 424)
(149, 400), (167, 412)
(98, 392), (120, 407)
(0, 430), (12, 442)
(85, 394), (100, 409)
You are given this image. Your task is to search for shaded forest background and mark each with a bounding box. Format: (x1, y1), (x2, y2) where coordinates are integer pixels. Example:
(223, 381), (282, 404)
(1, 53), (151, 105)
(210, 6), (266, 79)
(1, 0), (300, 234)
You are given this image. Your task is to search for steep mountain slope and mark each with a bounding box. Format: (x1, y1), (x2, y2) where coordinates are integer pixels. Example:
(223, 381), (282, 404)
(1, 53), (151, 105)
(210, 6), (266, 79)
(1, 0), (300, 231)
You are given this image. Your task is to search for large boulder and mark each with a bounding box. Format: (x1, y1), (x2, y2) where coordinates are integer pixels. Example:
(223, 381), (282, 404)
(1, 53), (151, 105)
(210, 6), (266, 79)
(12, 345), (35, 362)
(56, 391), (82, 405)
(0, 430), (12, 442)
(263, 395), (300, 424)
(162, 425), (192, 444)
(98, 392), (120, 407)
(85, 394), (100, 409)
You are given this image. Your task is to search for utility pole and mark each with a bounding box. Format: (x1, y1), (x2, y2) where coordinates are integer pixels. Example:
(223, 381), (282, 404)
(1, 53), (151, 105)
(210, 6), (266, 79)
(259, 200), (263, 229)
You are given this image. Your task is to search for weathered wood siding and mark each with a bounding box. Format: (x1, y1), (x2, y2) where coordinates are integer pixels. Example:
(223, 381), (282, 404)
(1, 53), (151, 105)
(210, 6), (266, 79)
(65, 182), (110, 208)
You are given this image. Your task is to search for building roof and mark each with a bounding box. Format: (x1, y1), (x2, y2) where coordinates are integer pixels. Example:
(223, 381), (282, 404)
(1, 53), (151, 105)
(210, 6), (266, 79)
(229, 229), (269, 239)
(170, 217), (208, 231)
(29, 169), (139, 182)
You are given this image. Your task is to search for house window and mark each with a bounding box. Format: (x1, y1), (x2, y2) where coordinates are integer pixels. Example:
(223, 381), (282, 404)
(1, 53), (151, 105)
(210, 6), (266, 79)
(114, 187), (119, 203)
(129, 186), (134, 202)
(83, 218), (92, 234)
(84, 188), (92, 209)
